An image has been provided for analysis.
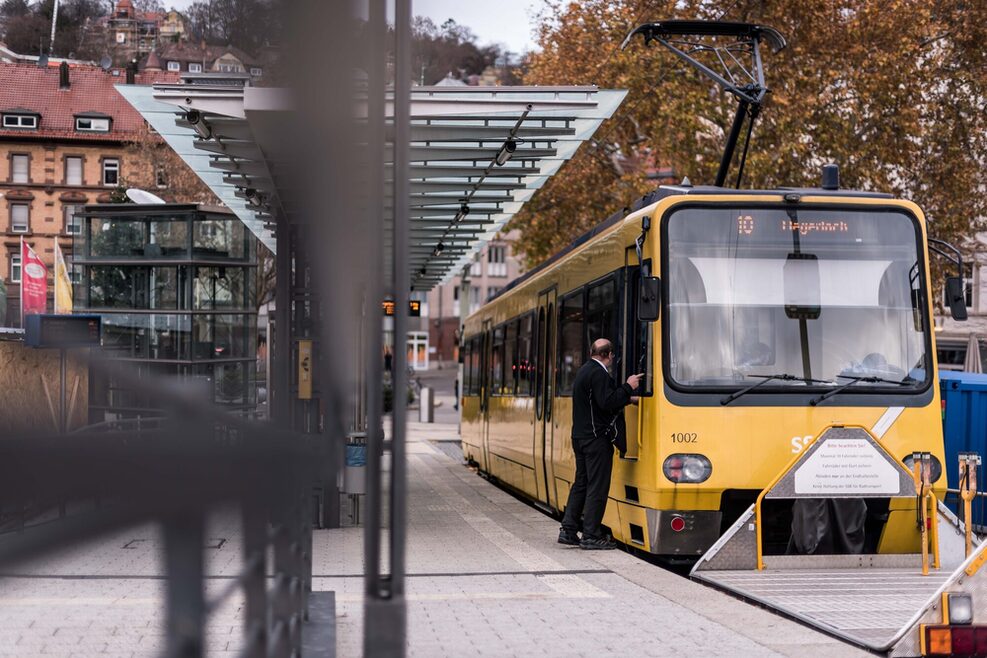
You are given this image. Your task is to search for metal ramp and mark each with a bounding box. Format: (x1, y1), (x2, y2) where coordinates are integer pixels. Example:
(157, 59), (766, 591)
(692, 426), (985, 657)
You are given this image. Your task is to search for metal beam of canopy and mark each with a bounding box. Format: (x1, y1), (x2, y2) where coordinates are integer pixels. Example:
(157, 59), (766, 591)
(118, 83), (625, 288)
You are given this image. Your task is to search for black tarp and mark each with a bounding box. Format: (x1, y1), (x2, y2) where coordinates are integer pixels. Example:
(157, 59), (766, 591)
(789, 498), (867, 554)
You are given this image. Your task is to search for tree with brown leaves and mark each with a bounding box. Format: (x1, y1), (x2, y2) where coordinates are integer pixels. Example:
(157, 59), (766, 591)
(511, 0), (986, 272)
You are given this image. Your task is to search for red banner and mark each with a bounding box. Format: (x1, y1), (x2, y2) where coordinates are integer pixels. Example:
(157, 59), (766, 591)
(20, 238), (48, 323)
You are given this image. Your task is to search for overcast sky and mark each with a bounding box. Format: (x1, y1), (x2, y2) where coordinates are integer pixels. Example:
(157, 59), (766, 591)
(163, 0), (545, 54)
(413, 0), (544, 53)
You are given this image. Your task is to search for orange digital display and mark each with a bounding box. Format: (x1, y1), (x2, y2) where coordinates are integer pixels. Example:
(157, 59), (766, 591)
(737, 214), (851, 236)
(382, 300), (421, 317)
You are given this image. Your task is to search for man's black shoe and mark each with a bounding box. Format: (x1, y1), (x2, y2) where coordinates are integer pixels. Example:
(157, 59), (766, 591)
(580, 536), (617, 550)
(558, 529), (580, 546)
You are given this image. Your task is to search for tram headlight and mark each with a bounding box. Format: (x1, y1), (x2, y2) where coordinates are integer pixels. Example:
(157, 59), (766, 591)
(902, 454), (943, 483)
(663, 454), (712, 483)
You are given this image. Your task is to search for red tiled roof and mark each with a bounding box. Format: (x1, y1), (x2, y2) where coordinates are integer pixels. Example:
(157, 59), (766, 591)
(0, 63), (179, 142)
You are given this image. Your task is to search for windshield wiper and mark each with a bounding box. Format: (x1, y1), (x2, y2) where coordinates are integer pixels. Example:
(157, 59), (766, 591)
(721, 373), (830, 405)
(810, 374), (911, 406)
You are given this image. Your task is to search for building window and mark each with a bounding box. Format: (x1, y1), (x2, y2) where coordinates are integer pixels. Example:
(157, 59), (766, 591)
(469, 254), (482, 277)
(65, 156), (83, 185)
(116, 32), (126, 43)
(250, 67), (262, 77)
(64, 204), (83, 235)
(11, 154), (29, 184)
(11, 203), (29, 233)
(2, 114), (37, 129)
(155, 166), (168, 188)
(469, 285), (481, 314)
(10, 254), (21, 282)
(69, 262), (82, 284)
(486, 286), (503, 301)
(188, 63), (202, 73)
(167, 61), (180, 71)
(76, 117), (110, 132)
(487, 245), (507, 277)
(102, 158), (120, 186)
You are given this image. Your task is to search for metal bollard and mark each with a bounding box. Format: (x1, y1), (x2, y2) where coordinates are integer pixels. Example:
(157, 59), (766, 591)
(419, 386), (433, 423)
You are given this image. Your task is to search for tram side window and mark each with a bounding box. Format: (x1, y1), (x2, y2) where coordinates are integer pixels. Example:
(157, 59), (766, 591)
(626, 267), (654, 395)
(586, 277), (618, 358)
(491, 327), (504, 396)
(505, 320), (519, 395)
(558, 290), (585, 396)
(468, 337), (481, 395)
(462, 340), (471, 393)
(518, 313), (534, 396)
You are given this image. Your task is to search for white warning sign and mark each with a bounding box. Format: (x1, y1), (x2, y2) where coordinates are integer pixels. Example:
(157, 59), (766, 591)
(794, 438), (900, 495)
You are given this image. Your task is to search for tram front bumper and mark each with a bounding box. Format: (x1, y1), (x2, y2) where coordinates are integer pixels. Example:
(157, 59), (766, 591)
(646, 509), (722, 556)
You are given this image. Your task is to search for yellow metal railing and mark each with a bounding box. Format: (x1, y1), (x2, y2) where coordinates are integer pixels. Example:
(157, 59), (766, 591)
(959, 453), (980, 558)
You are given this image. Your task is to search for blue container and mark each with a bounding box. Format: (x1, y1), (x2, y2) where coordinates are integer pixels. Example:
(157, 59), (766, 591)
(940, 371), (987, 528)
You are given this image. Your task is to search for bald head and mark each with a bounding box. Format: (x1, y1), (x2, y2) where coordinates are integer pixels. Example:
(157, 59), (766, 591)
(590, 339), (613, 358)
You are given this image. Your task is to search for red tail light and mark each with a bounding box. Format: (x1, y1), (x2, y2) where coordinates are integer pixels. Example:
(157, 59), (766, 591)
(924, 625), (987, 657)
(669, 516), (686, 532)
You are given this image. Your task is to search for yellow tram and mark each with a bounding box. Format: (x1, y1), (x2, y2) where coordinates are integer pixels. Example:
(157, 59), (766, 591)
(460, 181), (954, 558)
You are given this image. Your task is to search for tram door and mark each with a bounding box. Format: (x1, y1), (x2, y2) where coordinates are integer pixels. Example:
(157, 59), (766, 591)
(480, 319), (493, 472)
(622, 249), (642, 460)
(534, 287), (558, 508)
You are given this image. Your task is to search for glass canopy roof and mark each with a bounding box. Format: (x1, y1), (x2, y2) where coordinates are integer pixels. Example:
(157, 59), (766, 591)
(117, 83), (625, 290)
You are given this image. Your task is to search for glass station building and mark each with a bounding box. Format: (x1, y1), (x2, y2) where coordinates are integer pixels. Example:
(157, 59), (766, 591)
(73, 204), (258, 419)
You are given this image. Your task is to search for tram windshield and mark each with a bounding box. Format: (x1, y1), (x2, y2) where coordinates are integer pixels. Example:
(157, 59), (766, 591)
(664, 205), (930, 393)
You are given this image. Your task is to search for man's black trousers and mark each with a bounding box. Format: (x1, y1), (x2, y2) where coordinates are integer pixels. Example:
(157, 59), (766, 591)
(561, 436), (613, 540)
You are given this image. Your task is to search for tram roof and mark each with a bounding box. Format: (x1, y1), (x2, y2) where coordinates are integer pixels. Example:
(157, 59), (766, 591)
(116, 82), (626, 290)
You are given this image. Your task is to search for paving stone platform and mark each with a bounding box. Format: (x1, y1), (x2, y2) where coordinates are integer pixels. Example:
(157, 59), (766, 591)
(0, 419), (866, 657)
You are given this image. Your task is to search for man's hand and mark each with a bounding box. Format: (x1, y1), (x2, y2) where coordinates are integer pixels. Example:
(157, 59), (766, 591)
(630, 396), (640, 405)
(626, 373), (644, 390)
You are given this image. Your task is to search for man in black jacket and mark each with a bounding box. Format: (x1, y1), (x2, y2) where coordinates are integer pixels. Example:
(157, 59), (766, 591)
(559, 339), (642, 550)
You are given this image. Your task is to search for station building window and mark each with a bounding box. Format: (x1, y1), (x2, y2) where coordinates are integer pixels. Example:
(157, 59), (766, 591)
(73, 205), (259, 417)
